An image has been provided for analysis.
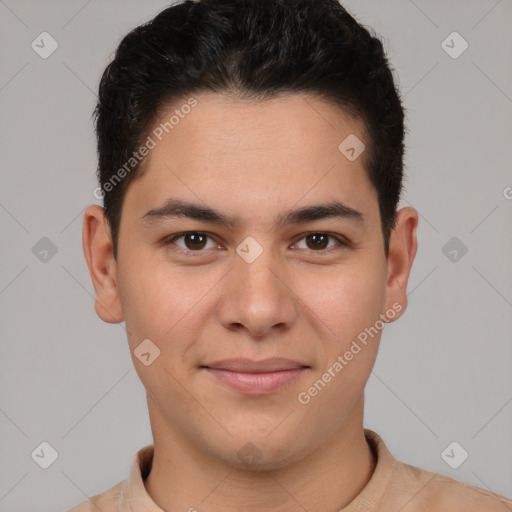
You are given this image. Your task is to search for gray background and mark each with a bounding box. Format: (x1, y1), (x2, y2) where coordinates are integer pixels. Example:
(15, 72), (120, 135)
(0, 0), (511, 510)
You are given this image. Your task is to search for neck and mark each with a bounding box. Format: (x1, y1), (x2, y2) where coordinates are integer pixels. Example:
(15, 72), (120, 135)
(144, 396), (375, 512)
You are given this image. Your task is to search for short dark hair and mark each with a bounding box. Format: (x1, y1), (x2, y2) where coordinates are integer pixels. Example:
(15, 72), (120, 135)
(94, 0), (405, 259)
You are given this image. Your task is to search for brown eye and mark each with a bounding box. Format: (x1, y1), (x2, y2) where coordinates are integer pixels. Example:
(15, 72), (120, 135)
(305, 233), (329, 250)
(294, 232), (345, 252)
(182, 233), (207, 250)
(167, 232), (216, 252)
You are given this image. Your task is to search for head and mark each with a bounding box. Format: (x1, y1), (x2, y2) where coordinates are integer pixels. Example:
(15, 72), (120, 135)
(84, 0), (417, 470)
(94, 0), (405, 259)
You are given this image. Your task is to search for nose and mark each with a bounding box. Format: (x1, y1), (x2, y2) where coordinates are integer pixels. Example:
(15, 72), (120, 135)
(215, 246), (297, 339)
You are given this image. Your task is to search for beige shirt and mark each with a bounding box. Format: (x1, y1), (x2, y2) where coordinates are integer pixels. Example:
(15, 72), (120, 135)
(68, 430), (512, 511)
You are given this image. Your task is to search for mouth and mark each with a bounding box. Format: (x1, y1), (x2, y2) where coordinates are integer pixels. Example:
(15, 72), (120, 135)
(200, 358), (310, 394)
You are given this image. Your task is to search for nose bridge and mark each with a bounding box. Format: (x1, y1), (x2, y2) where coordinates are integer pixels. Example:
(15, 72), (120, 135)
(238, 251), (279, 297)
(235, 239), (284, 305)
(218, 239), (296, 337)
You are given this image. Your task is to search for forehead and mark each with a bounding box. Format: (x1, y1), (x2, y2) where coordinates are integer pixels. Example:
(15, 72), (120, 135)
(151, 92), (368, 165)
(123, 92), (377, 228)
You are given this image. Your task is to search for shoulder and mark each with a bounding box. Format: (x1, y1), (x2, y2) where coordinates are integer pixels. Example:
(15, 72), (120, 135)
(65, 443), (155, 511)
(393, 461), (512, 511)
(363, 430), (512, 512)
(66, 481), (124, 512)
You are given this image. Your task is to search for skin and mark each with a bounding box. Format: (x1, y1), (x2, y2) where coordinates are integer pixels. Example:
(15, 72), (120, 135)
(83, 92), (418, 511)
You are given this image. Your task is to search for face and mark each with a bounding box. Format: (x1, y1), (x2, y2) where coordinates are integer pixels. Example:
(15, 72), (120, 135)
(83, 92), (417, 470)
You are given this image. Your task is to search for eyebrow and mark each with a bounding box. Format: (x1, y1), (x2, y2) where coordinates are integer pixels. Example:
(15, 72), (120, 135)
(141, 198), (363, 229)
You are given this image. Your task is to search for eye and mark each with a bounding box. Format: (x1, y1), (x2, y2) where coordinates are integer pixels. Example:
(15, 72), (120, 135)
(293, 232), (347, 252)
(164, 232), (219, 253)
(162, 231), (348, 256)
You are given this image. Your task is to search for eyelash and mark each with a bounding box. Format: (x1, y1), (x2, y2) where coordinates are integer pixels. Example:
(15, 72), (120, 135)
(162, 231), (349, 256)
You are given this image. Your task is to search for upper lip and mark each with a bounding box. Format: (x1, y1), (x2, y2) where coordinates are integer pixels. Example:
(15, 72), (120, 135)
(202, 358), (309, 373)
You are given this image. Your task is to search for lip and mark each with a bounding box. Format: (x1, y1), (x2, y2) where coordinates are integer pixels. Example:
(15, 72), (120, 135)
(201, 358), (309, 394)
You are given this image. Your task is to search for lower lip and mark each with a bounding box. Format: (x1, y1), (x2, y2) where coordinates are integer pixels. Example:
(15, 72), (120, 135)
(204, 368), (306, 394)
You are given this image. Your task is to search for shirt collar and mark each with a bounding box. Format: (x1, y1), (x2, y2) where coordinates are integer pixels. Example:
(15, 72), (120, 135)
(118, 429), (396, 511)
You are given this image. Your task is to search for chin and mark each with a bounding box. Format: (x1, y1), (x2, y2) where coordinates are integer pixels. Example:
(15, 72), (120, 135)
(209, 427), (310, 472)
(226, 443), (303, 472)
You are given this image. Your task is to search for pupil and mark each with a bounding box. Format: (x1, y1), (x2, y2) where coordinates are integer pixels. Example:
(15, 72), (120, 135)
(308, 233), (328, 250)
(186, 233), (206, 250)
(183, 233), (329, 251)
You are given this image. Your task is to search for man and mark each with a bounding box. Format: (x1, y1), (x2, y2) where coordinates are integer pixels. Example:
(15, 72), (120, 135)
(72, 0), (512, 510)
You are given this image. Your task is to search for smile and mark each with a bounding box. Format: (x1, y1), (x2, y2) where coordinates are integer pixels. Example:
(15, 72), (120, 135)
(201, 358), (310, 394)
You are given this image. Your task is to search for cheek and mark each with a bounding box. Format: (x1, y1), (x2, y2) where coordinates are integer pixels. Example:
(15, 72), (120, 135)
(116, 253), (218, 353)
(306, 260), (387, 344)
(296, 266), (385, 419)
(116, 262), (207, 397)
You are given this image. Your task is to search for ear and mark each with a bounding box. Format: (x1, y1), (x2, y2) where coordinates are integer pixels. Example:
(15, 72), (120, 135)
(82, 205), (124, 324)
(383, 206), (418, 321)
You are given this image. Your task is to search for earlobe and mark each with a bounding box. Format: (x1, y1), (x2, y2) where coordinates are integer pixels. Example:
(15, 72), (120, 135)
(384, 206), (418, 321)
(82, 205), (124, 324)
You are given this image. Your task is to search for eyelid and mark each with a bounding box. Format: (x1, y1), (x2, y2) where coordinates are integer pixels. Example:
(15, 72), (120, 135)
(292, 232), (349, 251)
(163, 231), (349, 254)
(164, 231), (221, 254)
